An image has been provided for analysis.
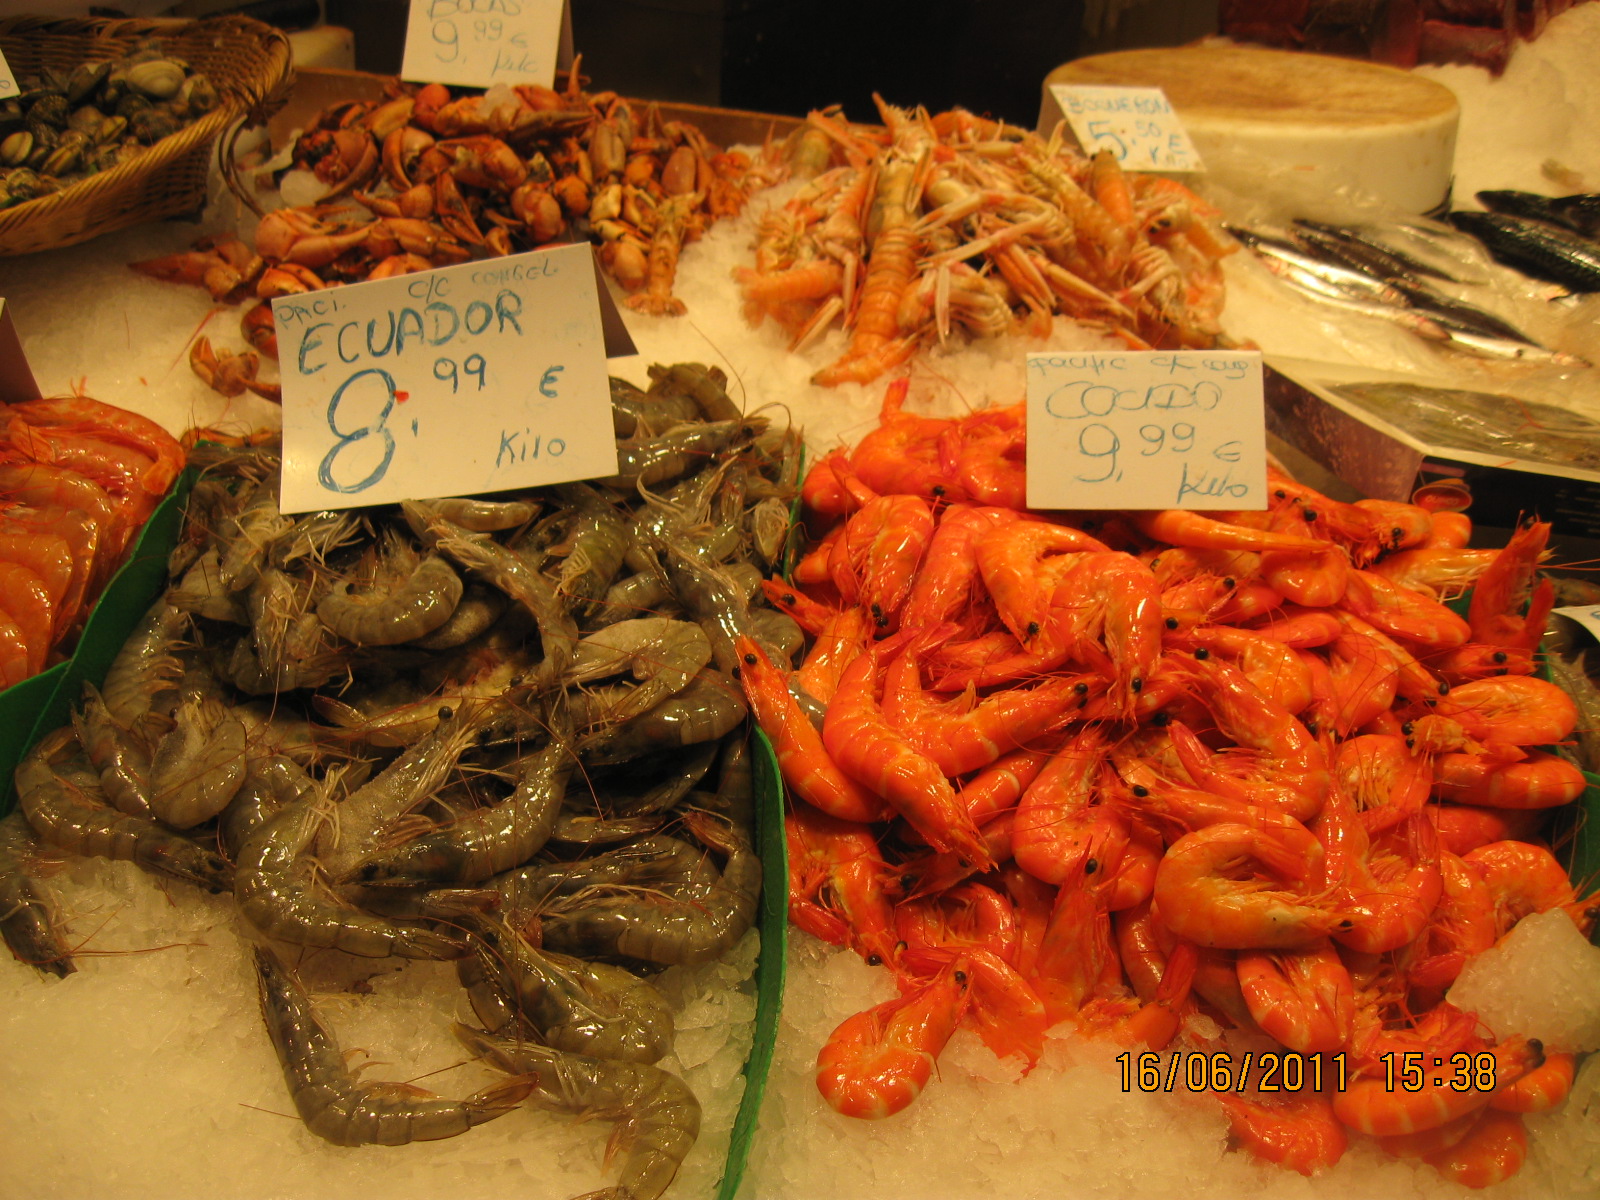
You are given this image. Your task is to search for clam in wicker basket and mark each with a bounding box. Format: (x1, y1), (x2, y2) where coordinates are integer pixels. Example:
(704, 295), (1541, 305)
(0, 14), (293, 257)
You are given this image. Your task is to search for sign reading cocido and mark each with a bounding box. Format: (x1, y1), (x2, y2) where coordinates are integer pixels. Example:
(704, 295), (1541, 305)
(275, 243), (617, 515)
(1024, 349), (1266, 511)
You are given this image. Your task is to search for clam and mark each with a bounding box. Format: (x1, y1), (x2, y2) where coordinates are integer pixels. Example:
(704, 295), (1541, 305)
(127, 60), (186, 101)
(0, 130), (32, 167)
(25, 93), (70, 132)
(129, 106), (181, 144)
(68, 104), (106, 136)
(40, 131), (89, 178)
(173, 74), (217, 119)
(116, 92), (154, 120)
(95, 114), (128, 146)
(65, 60), (111, 105)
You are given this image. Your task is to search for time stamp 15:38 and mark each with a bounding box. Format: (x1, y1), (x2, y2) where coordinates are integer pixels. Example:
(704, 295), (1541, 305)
(1116, 1051), (1502, 1093)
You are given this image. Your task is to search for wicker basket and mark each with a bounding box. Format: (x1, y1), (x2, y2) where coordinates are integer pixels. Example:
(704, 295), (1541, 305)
(0, 14), (294, 256)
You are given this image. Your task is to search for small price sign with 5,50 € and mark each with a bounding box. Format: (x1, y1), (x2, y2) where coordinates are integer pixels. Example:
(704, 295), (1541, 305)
(1024, 349), (1265, 511)
(1050, 84), (1202, 173)
(275, 243), (616, 515)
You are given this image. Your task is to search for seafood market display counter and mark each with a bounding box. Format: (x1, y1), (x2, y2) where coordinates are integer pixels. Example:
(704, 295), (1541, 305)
(4, 7), (1600, 1200)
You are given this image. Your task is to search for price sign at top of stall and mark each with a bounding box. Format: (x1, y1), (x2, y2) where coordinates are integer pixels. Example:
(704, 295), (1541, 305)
(1024, 350), (1265, 511)
(1050, 85), (1202, 173)
(275, 242), (619, 516)
(0, 47), (18, 100)
(401, 0), (569, 90)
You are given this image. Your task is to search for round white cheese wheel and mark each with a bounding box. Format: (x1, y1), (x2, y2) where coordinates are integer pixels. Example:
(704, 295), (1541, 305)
(1042, 44), (1460, 215)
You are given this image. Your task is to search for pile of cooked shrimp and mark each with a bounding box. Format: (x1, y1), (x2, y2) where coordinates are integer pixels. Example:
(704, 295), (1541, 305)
(1, 363), (795, 1200)
(748, 378), (1593, 1186)
(739, 100), (1235, 388)
(0, 394), (184, 687)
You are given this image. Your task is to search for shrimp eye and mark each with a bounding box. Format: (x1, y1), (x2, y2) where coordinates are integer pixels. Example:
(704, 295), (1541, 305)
(1084, 858), (1099, 874)
(1222, 577), (1236, 590)
(954, 970), (968, 984)
(931, 485), (946, 497)
(1391, 527), (1404, 543)
(1130, 677), (1143, 692)
(1074, 682), (1089, 695)
(1131, 785), (1149, 797)
(438, 705), (455, 719)
(1165, 617), (1179, 629)
(1193, 647), (1210, 660)
(1405, 738), (1415, 750)
(1304, 719), (1319, 736)
(1150, 711), (1170, 726)
(1303, 509), (1318, 522)
(1492, 651), (1507, 663)
(782, 592), (797, 605)
(866, 954), (882, 966)
(1274, 489), (1287, 500)
(1027, 621), (1041, 638)
(1437, 682), (1451, 696)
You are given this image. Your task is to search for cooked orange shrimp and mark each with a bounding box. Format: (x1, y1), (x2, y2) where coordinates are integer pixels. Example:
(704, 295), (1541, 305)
(1352, 498), (1434, 551)
(1179, 624), (1313, 714)
(1465, 839), (1597, 937)
(1422, 1108), (1528, 1189)
(1237, 938), (1353, 1054)
(739, 635), (887, 823)
(1318, 784), (1441, 955)
(815, 957), (970, 1118)
(7, 394), (185, 496)
(1218, 1090), (1348, 1176)
(957, 742), (1054, 822)
(1151, 821), (1344, 950)
(1333, 734), (1430, 834)
(1432, 749), (1588, 809)
(1129, 510), (1326, 554)
(1366, 546), (1499, 598)
(899, 504), (1017, 631)
(1432, 674), (1578, 746)
(1341, 568), (1471, 649)
(1467, 519), (1552, 653)
(1012, 725), (1126, 886)
(828, 490), (935, 628)
(974, 517), (1110, 644)
(1489, 1051), (1576, 1113)
(822, 641), (993, 869)
(1332, 1035), (1542, 1136)
(882, 632), (1091, 776)
(786, 801), (900, 967)
(1166, 653), (1329, 824)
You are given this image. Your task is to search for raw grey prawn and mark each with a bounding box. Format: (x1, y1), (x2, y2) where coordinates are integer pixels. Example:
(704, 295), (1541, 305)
(234, 779), (464, 960)
(315, 529), (465, 646)
(15, 728), (232, 894)
(564, 617), (714, 729)
(456, 1023), (701, 1200)
(253, 945), (527, 1146)
(0, 809), (74, 977)
(314, 694), (507, 882)
(459, 915), (676, 1064)
(352, 720), (573, 885)
(536, 809), (761, 966)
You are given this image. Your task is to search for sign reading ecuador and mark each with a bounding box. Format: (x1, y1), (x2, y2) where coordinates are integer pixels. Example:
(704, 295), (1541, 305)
(275, 243), (616, 515)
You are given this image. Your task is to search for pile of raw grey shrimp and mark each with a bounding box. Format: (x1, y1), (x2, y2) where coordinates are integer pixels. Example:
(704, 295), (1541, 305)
(0, 361), (798, 1200)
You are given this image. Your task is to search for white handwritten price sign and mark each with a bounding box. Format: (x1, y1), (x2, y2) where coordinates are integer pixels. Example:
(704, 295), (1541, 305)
(1050, 85), (1202, 173)
(0, 48), (17, 100)
(276, 243), (616, 516)
(402, 0), (566, 89)
(1024, 350), (1265, 511)
(1554, 606), (1600, 644)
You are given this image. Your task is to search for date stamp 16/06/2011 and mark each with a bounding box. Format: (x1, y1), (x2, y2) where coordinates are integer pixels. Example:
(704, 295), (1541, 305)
(1116, 1051), (1504, 1095)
